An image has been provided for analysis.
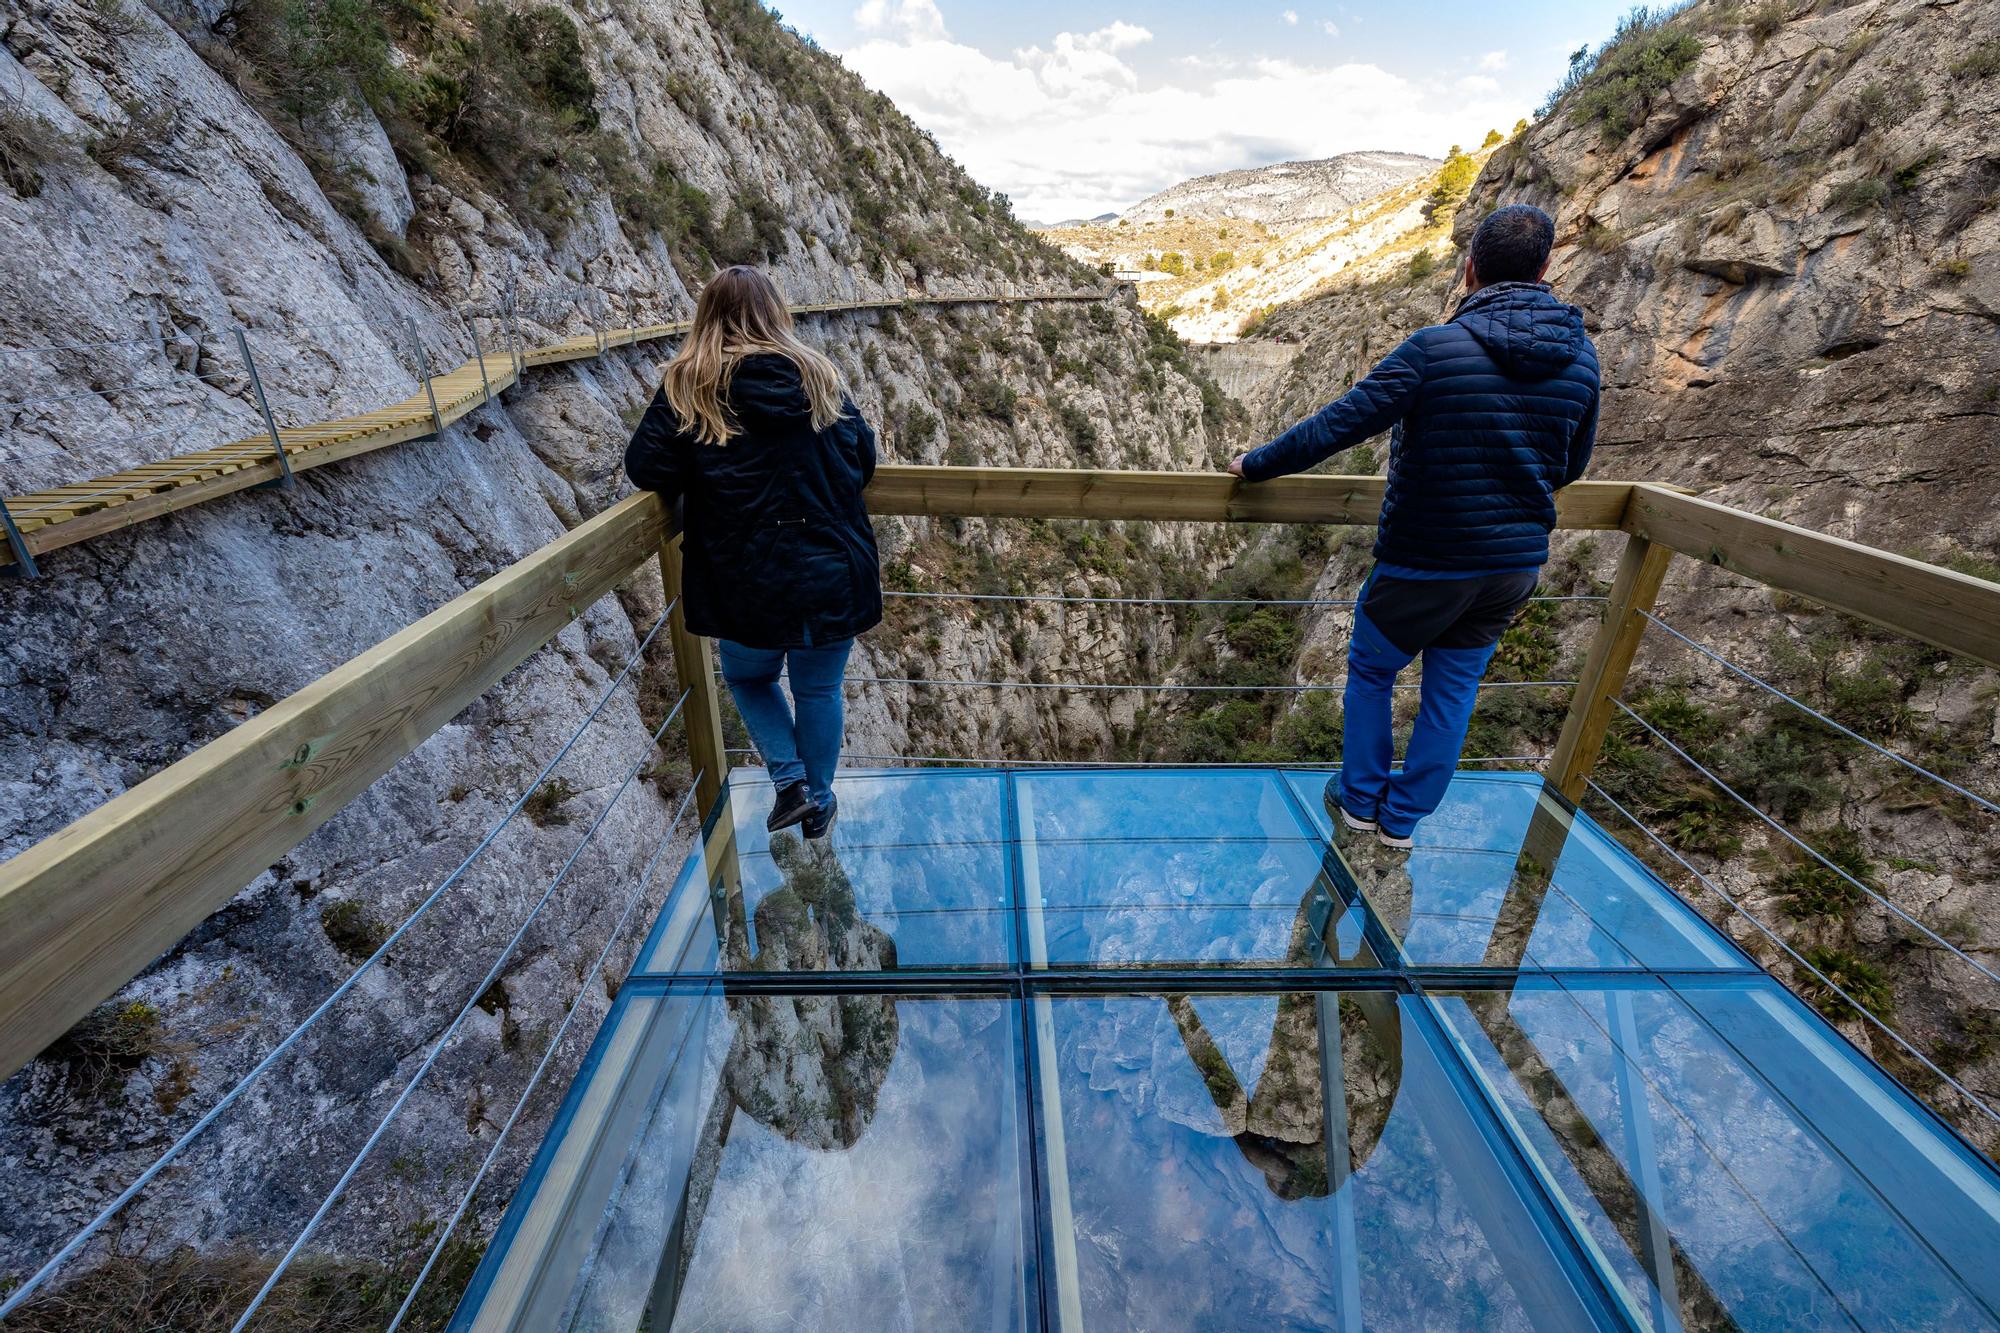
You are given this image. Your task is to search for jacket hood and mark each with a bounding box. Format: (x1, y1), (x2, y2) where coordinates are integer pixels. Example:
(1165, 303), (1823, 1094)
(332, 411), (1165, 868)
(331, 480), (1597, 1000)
(727, 352), (812, 421)
(1451, 282), (1590, 380)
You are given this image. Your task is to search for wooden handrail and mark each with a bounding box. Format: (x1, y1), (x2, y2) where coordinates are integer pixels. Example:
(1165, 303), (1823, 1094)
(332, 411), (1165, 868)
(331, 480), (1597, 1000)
(865, 466), (1637, 528)
(1623, 485), (2000, 669)
(0, 493), (672, 1081)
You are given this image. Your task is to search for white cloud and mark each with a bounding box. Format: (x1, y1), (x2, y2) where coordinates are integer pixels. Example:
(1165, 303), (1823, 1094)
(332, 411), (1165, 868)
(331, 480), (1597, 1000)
(842, 4), (1527, 219)
(1478, 48), (1509, 70)
(853, 0), (944, 38)
(1282, 9), (1299, 24)
(1321, 20), (1340, 37)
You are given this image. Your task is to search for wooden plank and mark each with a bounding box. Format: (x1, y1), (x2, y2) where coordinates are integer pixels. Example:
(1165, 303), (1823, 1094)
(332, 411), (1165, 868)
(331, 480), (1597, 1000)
(1545, 532), (1675, 802)
(1624, 484), (2000, 668)
(0, 493), (670, 1080)
(659, 534), (727, 824)
(864, 465), (1633, 529)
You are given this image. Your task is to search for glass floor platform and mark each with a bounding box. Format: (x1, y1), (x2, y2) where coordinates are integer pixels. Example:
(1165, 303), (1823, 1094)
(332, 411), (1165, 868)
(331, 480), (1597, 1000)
(450, 769), (2000, 1332)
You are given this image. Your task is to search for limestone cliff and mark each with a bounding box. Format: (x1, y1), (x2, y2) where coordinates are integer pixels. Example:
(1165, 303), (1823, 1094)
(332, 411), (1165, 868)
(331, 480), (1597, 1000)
(0, 0), (1235, 1320)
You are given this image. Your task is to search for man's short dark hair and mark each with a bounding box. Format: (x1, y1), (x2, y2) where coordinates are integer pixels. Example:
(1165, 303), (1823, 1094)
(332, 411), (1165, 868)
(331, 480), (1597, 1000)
(1469, 204), (1556, 284)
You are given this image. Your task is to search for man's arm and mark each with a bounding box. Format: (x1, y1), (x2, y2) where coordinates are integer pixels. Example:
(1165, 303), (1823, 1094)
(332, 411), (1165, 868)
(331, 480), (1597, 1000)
(1229, 336), (1426, 481)
(624, 387), (695, 499)
(1564, 386), (1599, 486)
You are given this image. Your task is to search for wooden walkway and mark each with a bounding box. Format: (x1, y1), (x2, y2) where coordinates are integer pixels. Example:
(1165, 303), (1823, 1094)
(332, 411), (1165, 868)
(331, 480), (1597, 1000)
(0, 292), (1101, 572)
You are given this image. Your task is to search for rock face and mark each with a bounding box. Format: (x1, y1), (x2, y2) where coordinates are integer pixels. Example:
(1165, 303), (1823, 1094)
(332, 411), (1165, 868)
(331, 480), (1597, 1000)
(0, 0), (1233, 1317)
(1123, 151), (1438, 228)
(1239, 0), (2000, 1154)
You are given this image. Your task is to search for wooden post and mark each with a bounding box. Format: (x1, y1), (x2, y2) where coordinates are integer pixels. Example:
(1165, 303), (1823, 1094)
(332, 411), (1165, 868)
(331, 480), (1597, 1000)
(1545, 532), (1674, 802)
(658, 532), (727, 824)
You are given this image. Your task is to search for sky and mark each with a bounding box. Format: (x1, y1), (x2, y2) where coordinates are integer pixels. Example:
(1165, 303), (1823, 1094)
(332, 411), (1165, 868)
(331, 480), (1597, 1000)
(767, 0), (1641, 221)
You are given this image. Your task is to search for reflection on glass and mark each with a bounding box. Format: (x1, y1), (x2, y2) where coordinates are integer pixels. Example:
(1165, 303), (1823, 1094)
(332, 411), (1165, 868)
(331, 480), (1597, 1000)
(1434, 978), (2000, 1330)
(1041, 992), (1607, 1330)
(571, 995), (1030, 1332)
(638, 770), (1014, 973)
(1019, 770), (1378, 969)
(1295, 771), (1747, 972)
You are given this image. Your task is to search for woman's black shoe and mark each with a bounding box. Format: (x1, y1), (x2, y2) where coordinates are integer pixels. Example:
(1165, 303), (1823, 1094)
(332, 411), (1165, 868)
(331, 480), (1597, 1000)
(802, 795), (838, 840)
(766, 781), (814, 832)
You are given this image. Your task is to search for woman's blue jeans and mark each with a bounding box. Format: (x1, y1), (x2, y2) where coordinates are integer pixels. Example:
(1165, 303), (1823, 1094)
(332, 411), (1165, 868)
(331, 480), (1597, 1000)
(717, 639), (853, 807)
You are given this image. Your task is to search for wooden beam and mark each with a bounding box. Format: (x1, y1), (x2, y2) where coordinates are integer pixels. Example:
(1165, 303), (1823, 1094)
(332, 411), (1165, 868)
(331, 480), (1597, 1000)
(864, 466), (1634, 529)
(0, 494), (668, 1081)
(1624, 484), (2000, 669)
(1545, 531), (1675, 802)
(658, 533), (728, 825)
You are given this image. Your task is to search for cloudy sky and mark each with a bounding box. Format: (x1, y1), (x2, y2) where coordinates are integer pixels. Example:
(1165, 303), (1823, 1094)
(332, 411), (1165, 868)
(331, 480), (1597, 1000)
(768, 0), (1638, 221)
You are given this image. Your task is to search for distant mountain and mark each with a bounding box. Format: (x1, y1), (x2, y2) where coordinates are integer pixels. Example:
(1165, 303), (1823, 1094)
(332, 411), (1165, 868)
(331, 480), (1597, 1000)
(1123, 151), (1438, 228)
(1029, 211), (1120, 230)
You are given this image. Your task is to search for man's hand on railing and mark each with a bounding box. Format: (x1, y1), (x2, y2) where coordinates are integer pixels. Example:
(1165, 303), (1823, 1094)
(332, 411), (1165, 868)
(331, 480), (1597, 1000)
(1227, 454), (1248, 478)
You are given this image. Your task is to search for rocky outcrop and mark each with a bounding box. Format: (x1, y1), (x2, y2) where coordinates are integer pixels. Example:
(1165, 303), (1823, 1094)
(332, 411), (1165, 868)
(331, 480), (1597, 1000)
(0, 0), (1235, 1315)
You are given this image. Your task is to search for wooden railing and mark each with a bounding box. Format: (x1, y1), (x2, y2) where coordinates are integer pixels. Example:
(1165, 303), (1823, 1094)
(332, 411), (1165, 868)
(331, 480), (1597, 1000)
(1, 466), (1996, 1081)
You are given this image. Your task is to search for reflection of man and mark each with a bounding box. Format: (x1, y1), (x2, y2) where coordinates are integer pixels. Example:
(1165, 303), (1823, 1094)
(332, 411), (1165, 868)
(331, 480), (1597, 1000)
(722, 835), (897, 1149)
(1229, 205), (1599, 849)
(1166, 884), (1402, 1197)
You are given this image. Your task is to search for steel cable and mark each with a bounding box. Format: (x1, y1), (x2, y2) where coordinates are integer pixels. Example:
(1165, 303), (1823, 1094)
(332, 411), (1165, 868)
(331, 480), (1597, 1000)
(0, 610), (671, 1320)
(228, 687), (694, 1331)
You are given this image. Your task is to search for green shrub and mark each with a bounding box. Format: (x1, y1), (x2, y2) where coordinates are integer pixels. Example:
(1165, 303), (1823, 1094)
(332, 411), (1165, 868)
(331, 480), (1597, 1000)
(320, 900), (389, 962)
(969, 379), (1017, 423)
(1209, 251), (1235, 269)
(1033, 315), (1063, 357)
(1802, 946), (1894, 1022)
(1159, 251), (1188, 276)
(1269, 693), (1343, 762)
(1951, 41), (2000, 79)
(1748, 0), (1786, 40)
(1057, 402), (1099, 454)
(1425, 145), (1479, 218)
(1828, 176), (1889, 212)
(1481, 127), (1503, 148)
(1546, 6), (1703, 139)
(1407, 250), (1439, 279)
(902, 404), (939, 445)
(1777, 826), (1874, 920)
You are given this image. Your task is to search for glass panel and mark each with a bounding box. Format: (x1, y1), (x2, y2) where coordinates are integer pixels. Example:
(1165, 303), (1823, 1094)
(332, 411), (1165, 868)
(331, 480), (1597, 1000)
(563, 992), (1032, 1332)
(1018, 770), (1379, 969)
(636, 770), (1014, 973)
(1035, 991), (1609, 1330)
(1290, 771), (1746, 972)
(1431, 977), (2000, 1330)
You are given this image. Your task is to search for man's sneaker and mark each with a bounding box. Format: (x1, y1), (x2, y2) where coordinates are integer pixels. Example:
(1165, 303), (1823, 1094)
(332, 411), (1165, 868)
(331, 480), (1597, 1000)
(1323, 778), (1377, 833)
(802, 794), (838, 841)
(766, 781), (813, 833)
(1376, 826), (1415, 850)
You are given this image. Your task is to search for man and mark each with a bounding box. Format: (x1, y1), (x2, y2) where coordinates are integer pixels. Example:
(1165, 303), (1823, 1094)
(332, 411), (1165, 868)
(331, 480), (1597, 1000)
(1228, 204), (1598, 848)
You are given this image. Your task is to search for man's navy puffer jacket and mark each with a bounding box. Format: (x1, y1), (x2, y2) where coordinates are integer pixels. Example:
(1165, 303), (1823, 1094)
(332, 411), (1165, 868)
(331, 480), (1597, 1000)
(626, 353), (881, 650)
(1241, 281), (1600, 572)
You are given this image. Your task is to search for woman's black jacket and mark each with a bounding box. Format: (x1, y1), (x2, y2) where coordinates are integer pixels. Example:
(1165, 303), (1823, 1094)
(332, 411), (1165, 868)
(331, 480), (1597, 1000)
(624, 353), (882, 650)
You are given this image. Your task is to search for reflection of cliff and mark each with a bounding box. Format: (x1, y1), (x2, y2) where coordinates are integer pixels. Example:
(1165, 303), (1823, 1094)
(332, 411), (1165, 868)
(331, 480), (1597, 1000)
(721, 836), (899, 1151)
(1167, 887), (1402, 1199)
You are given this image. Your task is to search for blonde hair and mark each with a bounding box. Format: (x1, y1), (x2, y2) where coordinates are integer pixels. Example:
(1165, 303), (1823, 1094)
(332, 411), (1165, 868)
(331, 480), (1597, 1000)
(663, 266), (847, 446)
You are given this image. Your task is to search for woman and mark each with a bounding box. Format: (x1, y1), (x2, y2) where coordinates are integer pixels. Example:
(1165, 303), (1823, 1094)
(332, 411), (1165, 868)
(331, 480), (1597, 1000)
(625, 266), (881, 838)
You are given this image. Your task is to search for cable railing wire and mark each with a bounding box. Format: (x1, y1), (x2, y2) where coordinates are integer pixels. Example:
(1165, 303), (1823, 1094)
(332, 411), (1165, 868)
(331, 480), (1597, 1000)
(386, 774), (704, 1330)
(842, 674), (1577, 694)
(0, 609), (673, 1321)
(884, 590), (1608, 608)
(1607, 696), (2000, 993)
(729, 748), (1545, 770)
(1637, 608), (1999, 814)
(1583, 777), (2000, 1133)
(229, 687), (694, 1331)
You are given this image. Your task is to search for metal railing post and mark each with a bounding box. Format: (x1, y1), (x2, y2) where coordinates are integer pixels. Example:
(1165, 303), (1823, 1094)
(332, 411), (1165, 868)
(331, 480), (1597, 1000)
(658, 527), (727, 824)
(1545, 531), (1674, 801)
(462, 312), (491, 403)
(233, 328), (295, 491)
(405, 318), (445, 440)
(1, 495), (39, 578)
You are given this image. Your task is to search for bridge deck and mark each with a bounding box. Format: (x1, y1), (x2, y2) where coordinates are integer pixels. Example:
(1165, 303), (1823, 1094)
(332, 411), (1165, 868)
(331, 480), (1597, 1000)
(455, 766), (2000, 1332)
